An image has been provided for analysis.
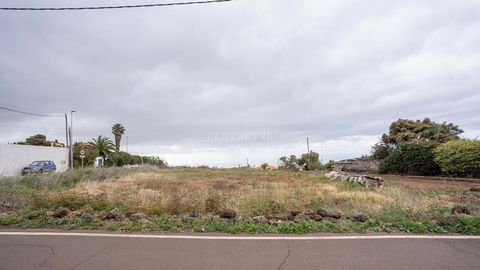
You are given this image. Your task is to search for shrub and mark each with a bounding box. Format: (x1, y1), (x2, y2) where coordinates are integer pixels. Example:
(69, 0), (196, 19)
(205, 192), (224, 213)
(379, 149), (405, 174)
(30, 191), (112, 211)
(379, 142), (441, 176)
(434, 140), (480, 177)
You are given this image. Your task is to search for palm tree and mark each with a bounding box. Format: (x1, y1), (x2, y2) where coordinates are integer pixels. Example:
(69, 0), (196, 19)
(91, 135), (115, 158)
(111, 123), (125, 152)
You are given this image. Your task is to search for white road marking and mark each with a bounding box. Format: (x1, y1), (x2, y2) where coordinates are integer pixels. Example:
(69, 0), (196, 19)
(0, 232), (479, 240)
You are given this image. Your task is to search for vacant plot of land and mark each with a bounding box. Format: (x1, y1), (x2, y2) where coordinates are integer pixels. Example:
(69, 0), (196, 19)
(380, 174), (480, 192)
(1, 168), (479, 234)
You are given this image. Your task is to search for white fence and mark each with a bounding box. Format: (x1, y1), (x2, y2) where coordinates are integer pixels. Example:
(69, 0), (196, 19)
(0, 144), (69, 177)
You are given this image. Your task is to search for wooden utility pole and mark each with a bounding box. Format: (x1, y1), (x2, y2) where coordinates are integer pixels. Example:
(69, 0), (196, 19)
(306, 137), (311, 170)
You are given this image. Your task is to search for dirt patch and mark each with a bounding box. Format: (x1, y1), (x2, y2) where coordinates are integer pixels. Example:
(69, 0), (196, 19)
(379, 175), (480, 192)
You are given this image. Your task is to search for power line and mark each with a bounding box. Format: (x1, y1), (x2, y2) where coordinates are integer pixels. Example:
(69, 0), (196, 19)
(0, 106), (64, 118)
(0, 0), (232, 11)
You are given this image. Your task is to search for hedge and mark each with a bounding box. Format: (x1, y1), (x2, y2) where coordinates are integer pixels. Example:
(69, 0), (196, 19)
(434, 140), (480, 177)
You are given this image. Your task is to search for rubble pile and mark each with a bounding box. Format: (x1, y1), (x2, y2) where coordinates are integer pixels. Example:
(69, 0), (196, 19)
(325, 171), (383, 190)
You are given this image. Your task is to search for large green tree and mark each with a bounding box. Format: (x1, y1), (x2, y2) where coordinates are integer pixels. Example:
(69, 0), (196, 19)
(91, 135), (115, 158)
(378, 142), (441, 176)
(111, 123), (125, 152)
(372, 118), (463, 160)
(373, 118), (464, 176)
(382, 118), (463, 146)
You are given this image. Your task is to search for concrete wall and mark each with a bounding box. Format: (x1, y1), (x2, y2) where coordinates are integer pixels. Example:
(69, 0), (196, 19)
(333, 159), (380, 172)
(0, 144), (69, 177)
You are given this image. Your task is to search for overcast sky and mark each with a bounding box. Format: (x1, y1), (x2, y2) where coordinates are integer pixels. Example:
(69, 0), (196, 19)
(1, 0), (479, 167)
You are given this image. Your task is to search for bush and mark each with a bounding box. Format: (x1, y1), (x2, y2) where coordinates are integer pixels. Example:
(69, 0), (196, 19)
(205, 192), (224, 213)
(379, 149), (405, 174)
(434, 140), (480, 177)
(31, 191), (112, 211)
(379, 142), (441, 176)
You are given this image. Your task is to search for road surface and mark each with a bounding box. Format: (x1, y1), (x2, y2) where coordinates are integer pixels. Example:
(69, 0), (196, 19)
(1, 232), (480, 270)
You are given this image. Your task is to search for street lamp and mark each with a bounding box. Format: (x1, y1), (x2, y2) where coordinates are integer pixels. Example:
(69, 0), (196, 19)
(64, 113), (69, 148)
(70, 110), (76, 169)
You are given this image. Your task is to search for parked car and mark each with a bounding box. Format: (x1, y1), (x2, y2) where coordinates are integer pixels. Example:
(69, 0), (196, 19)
(21, 160), (56, 175)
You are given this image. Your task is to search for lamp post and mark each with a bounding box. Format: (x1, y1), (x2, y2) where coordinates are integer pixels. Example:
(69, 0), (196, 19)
(64, 113), (69, 148)
(70, 110), (76, 169)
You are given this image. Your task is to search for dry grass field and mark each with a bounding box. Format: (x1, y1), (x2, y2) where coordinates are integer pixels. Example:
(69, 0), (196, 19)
(1, 167), (479, 234)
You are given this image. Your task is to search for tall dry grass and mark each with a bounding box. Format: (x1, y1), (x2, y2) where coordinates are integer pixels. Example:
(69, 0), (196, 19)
(45, 168), (448, 217)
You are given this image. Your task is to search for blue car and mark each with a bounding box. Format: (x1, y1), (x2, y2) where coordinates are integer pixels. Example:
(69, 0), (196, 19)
(21, 160), (56, 175)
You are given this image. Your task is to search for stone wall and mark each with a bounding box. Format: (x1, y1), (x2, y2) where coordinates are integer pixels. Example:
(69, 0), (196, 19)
(333, 158), (380, 172)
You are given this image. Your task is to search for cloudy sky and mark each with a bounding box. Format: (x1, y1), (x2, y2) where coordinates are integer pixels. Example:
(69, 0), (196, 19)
(1, 0), (479, 167)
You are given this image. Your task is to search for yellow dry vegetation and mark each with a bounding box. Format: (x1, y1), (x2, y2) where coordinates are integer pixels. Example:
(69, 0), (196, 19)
(63, 169), (446, 217)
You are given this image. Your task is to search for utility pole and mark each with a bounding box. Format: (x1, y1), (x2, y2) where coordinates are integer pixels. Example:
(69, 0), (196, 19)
(306, 137), (311, 171)
(246, 158), (249, 168)
(70, 110), (76, 169)
(68, 127), (72, 168)
(126, 136), (129, 153)
(64, 113), (69, 148)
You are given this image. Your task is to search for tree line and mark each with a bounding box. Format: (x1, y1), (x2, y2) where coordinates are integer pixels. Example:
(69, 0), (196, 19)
(278, 151), (335, 171)
(372, 118), (480, 178)
(15, 134), (64, 147)
(74, 123), (167, 168)
(15, 123), (167, 168)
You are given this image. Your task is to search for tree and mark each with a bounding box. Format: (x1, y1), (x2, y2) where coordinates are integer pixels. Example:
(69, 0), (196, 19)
(381, 118), (463, 147)
(378, 142), (441, 176)
(16, 134), (63, 147)
(261, 163), (268, 170)
(91, 135), (115, 159)
(434, 140), (480, 177)
(111, 123), (125, 152)
(143, 156), (168, 167)
(373, 118), (464, 176)
(278, 155), (299, 171)
(111, 151), (132, 167)
(73, 142), (99, 168)
(25, 134), (50, 146)
(298, 151), (323, 170)
(279, 152), (323, 171)
(370, 142), (390, 160)
(108, 151), (168, 167)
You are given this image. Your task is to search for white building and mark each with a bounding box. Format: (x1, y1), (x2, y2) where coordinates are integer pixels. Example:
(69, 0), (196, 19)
(0, 144), (69, 177)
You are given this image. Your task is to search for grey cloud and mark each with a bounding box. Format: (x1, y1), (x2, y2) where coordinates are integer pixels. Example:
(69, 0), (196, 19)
(1, 0), (479, 165)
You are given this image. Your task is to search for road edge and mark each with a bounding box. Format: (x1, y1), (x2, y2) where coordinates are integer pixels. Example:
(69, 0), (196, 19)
(1, 231), (480, 240)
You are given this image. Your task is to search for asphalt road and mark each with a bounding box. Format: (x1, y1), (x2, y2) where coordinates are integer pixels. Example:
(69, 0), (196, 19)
(1, 233), (480, 270)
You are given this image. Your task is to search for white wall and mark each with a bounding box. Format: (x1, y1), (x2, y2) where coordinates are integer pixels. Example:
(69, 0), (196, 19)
(0, 144), (69, 177)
